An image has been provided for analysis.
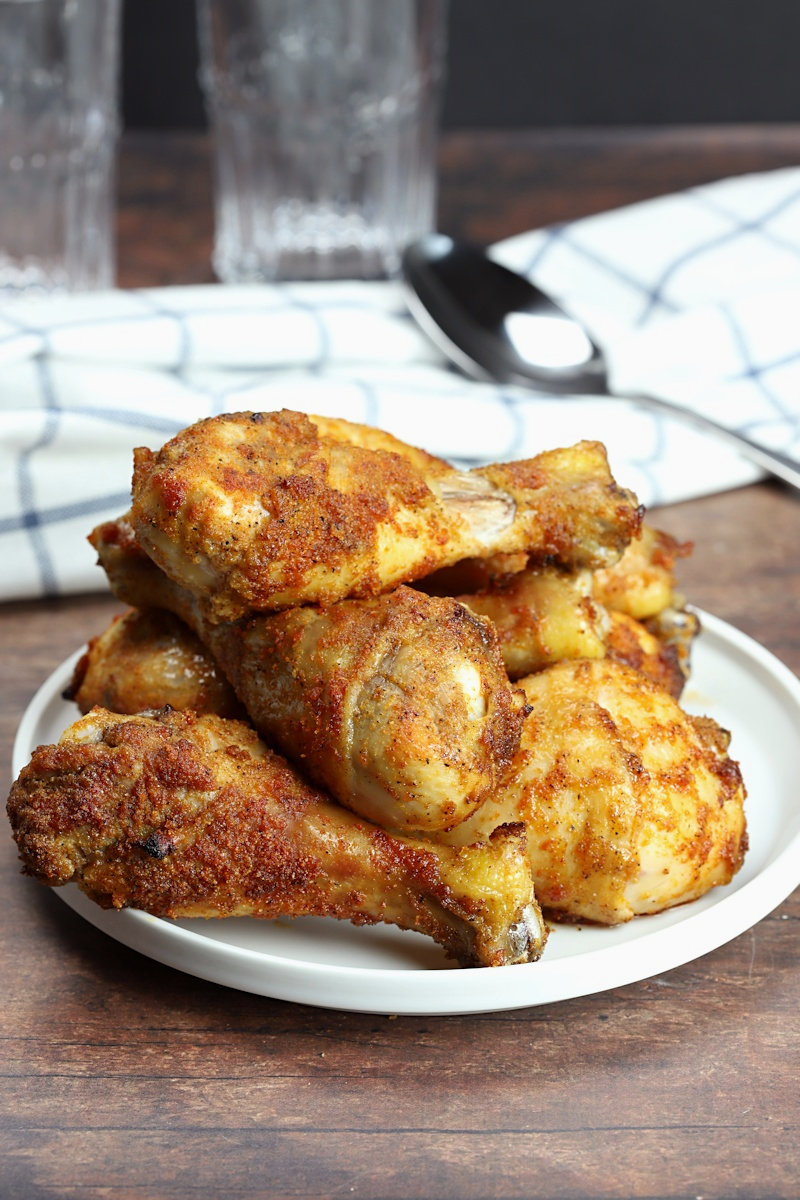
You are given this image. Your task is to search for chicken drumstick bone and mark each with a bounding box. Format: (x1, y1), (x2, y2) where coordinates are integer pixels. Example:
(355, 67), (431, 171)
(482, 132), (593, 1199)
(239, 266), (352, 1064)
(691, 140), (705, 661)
(90, 518), (526, 833)
(130, 410), (642, 622)
(7, 707), (547, 967)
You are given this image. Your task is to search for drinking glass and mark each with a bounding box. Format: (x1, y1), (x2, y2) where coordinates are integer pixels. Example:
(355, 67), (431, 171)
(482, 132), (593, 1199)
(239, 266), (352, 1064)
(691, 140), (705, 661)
(197, 0), (448, 282)
(0, 0), (121, 296)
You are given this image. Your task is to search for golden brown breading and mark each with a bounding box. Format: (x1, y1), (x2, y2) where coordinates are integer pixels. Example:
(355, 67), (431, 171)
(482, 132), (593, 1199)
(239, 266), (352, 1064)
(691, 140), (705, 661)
(7, 707), (547, 968)
(603, 609), (689, 699)
(208, 587), (527, 834)
(593, 524), (692, 620)
(91, 518), (527, 833)
(435, 658), (747, 925)
(456, 565), (608, 679)
(430, 562), (690, 696)
(643, 604), (701, 688)
(129, 410), (642, 621)
(66, 608), (244, 719)
(420, 522), (698, 695)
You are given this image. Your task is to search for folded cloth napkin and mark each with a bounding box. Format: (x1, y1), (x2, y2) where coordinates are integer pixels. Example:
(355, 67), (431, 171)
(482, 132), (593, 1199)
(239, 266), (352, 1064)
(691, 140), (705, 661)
(2, 166), (800, 603)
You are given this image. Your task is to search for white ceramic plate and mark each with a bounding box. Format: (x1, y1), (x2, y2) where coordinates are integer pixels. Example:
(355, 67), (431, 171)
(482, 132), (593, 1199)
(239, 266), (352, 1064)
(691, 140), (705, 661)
(12, 611), (800, 1016)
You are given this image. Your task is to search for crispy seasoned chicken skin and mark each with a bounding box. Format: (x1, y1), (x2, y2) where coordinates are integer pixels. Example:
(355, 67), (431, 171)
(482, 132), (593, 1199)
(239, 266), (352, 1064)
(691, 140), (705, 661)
(66, 608), (244, 719)
(66, 608), (744, 926)
(206, 590), (526, 834)
(129, 410), (642, 621)
(456, 565), (689, 697)
(7, 707), (547, 968)
(592, 524), (699, 687)
(90, 518), (527, 833)
(603, 610), (689, 699)
(593, 525), (692, 620)
(436, 659), (747, 924)
(423, 524), (698, 695)
(456, 566), (608, 679)
(423, 524), (689, 611)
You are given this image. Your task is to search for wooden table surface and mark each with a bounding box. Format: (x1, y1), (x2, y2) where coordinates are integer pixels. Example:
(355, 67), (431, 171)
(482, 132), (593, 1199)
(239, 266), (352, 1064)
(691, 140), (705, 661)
(3, 126), (800, 1200)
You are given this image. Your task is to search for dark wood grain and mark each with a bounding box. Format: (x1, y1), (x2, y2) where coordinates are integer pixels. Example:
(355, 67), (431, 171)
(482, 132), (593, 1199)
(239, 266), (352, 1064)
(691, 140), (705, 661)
(4, 126), (800, 1200)
(117, 124), (800, 286)
(438, 125), (800, 239)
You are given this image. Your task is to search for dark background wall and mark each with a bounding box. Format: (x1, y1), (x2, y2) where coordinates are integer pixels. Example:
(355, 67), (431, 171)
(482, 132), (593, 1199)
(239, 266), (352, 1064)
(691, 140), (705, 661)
(122, 0), (800, 132)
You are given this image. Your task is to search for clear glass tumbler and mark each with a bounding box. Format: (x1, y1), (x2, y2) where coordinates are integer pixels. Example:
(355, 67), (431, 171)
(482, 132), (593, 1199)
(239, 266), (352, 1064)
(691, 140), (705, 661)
(197, 0), (448, 282)
(0, 0), (121, 296)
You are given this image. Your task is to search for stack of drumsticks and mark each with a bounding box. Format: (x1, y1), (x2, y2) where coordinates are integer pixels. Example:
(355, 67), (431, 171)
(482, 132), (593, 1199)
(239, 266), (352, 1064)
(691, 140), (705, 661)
(7, 411), (747, 967)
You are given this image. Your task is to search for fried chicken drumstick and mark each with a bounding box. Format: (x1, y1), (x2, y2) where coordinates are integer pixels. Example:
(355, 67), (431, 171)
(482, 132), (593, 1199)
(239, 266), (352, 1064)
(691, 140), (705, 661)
(437, 658), (747, 924)
(9, 403), (749, 979)
(90, 517), (526, 833)
(417, 524), (698, 696)
(67, 607), (244, 719)
(452, 561), (693, 697)
(129, 410), (642, 621)
(7, 707), (547, 968)
(68, 603), (746, 925)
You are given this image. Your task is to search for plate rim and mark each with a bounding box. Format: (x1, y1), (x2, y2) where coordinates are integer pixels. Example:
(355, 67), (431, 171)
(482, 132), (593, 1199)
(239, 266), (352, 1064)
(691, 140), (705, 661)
(10, 610), (800, 1016)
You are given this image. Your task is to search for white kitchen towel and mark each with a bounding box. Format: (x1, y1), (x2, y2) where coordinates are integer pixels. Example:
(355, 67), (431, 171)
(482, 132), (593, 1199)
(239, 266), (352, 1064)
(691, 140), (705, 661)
(2, 166), (800, 602)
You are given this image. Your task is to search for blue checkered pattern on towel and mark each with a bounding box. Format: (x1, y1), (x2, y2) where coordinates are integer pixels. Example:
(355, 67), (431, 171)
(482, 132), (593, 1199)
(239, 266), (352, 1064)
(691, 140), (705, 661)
(2, 167), (800, 602)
